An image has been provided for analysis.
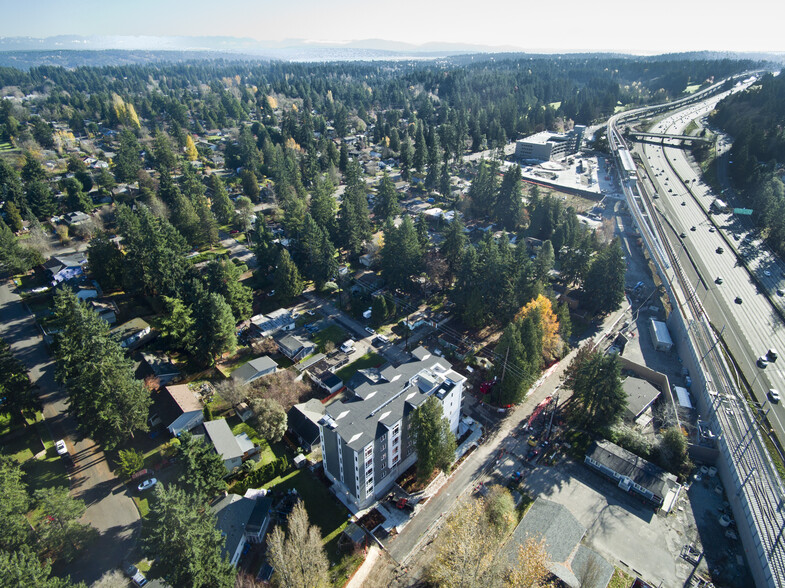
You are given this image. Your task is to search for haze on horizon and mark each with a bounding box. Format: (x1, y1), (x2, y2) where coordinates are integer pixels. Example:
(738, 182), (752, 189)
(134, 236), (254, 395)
(1, 0), (781, 55)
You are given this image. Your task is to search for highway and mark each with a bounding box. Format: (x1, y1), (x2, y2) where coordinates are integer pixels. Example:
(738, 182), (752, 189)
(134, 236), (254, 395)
(637, 91), (785, 447)
(608, 74), (785, 587)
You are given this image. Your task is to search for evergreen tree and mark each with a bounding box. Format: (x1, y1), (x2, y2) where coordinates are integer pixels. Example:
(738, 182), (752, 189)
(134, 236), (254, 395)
(413, 123), (427, 172)
(177, 432), (228, 497)
(194, 195), (219, 246)
(0, 455), (30, 551)
(0, 159), (25, 210)
(87, 233), (123, 291)
(144, 485), (235, 588)
(209, 174), (234, 225)
(583, 239), (626, 315)
(159, 296), (196, 352)
(203, 259), (253, 321)
(439, 216), (467, 277)
(193, 292), (237, 365)
(0, 338), (39, 425)
(52, 289), (150, 449)
(25, 180), (56, 220)
(63, 178), (93, 213)
(309, 178), (337, 238)
(566, 350), (626, 432)
(533, 240), (555, 282)
(373, 173), (400, 221)
(380, 216), (423, 291)
(241, 168), (260, 201)
(294, 214), (337, 290)
(21, 153), (46, 183)
(273, 248), (304, 302)
(410, 396), (456, 480)
(495, 164), (523, 230)
(468, 160), (497, 219)
(251, 217), (279, 273)
(113, 129), (142, 183)
(338, 182), (371, 259)
(0, 218), (43, 274)
(0, 546), (83, 588)
(152, 130), (177, 171)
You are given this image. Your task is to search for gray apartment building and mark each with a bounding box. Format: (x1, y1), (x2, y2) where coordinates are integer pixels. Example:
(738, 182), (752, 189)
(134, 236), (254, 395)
(319, 347), (465, 511)
(514, 125), (587, 162)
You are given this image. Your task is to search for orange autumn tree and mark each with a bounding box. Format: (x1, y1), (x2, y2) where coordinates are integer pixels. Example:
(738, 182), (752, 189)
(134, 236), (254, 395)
(515, 294), (561, 360)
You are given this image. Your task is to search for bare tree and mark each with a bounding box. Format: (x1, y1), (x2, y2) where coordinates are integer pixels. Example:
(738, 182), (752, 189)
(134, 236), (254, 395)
(251, 337), (278, 356)
(267, 502), (329, 588)
(249, 398), (287, 442)
(215, 378), (248, 409)
(576, 553), (603, 588)
(248, 370), (308, 411)
(91, 569), (128, 588)
(504, 537), (552, 587)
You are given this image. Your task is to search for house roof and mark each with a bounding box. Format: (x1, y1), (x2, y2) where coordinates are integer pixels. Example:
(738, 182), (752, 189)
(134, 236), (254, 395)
(343, 522), (366, 544)
(43, 252), (87, 273)
(324, 347), (465, 451)
(212, 494), (258, 559)
(587, 440), (678, 499)
(504, 498), (586, 564)
(204, 419), (244, 461)
(622, 377), (661, 420)
(165, 384), (202, 414)
(289, 398), (326, 448)
(143, 353), (180, 378)
(246, 497), (273, 535)
(232, 356), (277, 384)
(277, 334), (311, 355)
(250, 308), (294, 336)
(110, 318), (150, 340)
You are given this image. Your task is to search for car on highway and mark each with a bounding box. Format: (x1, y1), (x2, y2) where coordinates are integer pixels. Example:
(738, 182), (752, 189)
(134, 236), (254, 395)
(709, 227), (716, 233)
(735, 296), (743, 304)
(137, 478), (158, 492)
(680, 232), (687, 238)
(715, 277), (723, 285)
(764, 270), (772, 277)
(757, 356), (769, 368)
(691, 226), (697, 231)
(716, 247), (724, 254)
(769, 389), (781, 404)
(681, 201), (686, 206)
(778, 289), (784, 297)
(55, 439), (68, 456)
(768, 348), (778, 362)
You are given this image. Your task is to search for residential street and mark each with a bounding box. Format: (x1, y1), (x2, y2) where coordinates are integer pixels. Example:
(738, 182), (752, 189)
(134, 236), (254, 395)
(0, 278), (140, 585)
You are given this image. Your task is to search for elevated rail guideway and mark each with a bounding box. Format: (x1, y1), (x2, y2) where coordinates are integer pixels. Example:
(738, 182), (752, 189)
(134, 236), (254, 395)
(608, 73), (785, 588)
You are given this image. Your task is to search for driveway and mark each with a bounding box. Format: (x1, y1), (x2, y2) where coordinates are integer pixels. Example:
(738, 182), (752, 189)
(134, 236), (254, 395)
(0, 278), (140, 584)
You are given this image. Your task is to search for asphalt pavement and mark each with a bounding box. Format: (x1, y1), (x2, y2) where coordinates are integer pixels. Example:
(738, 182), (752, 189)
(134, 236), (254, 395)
(0, 278), (140, 584)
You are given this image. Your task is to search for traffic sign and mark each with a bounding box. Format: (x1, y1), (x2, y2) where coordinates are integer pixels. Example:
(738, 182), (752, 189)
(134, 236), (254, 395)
(733, 208), (753, 215)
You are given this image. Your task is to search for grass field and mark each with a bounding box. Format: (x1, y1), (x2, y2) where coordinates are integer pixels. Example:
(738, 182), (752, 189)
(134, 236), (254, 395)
(6, 422), (69, 492)
(335, 352), (384, 382)
(312, 324), (349, 353)
(684, 84), (701, 94)
(608, 567), (634, 588)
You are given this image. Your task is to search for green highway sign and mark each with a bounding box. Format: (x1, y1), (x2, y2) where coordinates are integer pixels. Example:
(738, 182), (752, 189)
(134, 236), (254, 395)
(733, 208), (753, 215)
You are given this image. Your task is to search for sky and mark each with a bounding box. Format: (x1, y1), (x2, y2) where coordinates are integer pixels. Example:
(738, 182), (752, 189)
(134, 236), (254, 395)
(1, 0), (782, 54)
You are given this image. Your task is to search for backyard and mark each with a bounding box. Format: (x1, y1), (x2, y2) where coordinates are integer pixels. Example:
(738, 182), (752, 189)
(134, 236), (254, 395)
(335, 352), (385, 382)
(312, 324), (349, 353)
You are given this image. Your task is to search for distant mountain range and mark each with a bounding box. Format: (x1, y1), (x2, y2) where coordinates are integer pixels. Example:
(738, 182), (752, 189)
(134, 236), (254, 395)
(0, 36), (782, 69)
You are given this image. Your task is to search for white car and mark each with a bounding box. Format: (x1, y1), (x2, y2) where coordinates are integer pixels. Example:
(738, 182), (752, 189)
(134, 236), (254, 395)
(55, 440), (68, 456)
(137, 478), (158, 492)
(769, 389), (781, 403)
(364, 326), (376, 335)
(339, 340), (355, 353)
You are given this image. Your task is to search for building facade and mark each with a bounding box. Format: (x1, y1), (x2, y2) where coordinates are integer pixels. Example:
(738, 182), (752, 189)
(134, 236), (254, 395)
(514, 125), (586, 162)
(319, 347), (464, 511)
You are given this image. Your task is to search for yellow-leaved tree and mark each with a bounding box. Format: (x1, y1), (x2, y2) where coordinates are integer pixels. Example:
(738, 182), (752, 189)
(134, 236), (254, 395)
(515, 294), (561, 360)
(184, 135), (199, 161)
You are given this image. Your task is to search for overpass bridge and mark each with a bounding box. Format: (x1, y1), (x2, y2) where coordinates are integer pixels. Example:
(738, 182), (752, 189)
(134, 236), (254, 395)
(627, 131), (714, 144)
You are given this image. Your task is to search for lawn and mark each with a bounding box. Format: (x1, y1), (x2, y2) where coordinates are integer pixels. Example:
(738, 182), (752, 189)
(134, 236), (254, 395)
(263, 468), (351, 562)
(228, 420), (280, 467)
(312, 324), (349, 353)
(335, 352), (384, 382)
(608, 567), (634, 588)
(8, 422), (69, 492)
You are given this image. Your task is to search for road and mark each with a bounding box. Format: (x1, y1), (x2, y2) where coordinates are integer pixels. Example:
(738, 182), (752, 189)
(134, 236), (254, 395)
(636, 93), (785, 445)
(0, 278), (140, 584)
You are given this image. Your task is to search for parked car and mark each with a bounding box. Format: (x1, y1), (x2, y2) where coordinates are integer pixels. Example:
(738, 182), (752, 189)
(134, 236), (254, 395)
(364, 326), (376, 335)
(125, 564), (148, 587)
(137, 478), (158, 492)
(55, 439), (68, 456)
(339, 340), (355, 353)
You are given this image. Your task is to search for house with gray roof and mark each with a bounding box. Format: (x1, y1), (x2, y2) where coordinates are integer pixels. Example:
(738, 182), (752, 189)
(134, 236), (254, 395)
(277, 334), (316, 362)
(622, 377), (661, 422)
(585, 440), (681, 512)
(232, 356), (277, 386)
(43, 252), (87, 284)
(211, 494), (272, 566)
(203, 419), (246, 473)
(503, 498), (613, 588)
(288, 398), (326, 452)
(249, 308), (295, 338)
(319, 346), (464, 511)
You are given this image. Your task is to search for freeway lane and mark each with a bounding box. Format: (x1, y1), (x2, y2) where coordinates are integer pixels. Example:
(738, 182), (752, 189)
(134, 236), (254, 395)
(636, 95), (785, 448)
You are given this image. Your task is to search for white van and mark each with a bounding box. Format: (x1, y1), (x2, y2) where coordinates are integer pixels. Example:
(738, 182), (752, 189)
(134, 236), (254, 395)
(340, 340), (355, 353)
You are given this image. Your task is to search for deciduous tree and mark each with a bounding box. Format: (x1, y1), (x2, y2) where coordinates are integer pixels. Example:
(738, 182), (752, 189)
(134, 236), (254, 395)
(249, 398), (287, 443)
(266, 502), (329, 588)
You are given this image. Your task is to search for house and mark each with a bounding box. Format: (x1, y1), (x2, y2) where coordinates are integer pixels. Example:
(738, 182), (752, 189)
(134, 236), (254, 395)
(621, 377), (661, 422)
(502, 498), (613, 588)
(165, 384), (204, 436)
(585, 440), (681, 512)
(277, 334), (316, 362)
(359, 252), (375, 268)
(63, 211), (90, 226)
(211, 494), (273, 566)
(43, 252), (87, 284)
(288, 398), (326, 452)
(401, 312), (430, 331)
(203, 419), (247, 473)
(249, 308), (296, 338)
(319, 347), (465, 511)
(311, 371), (344, 395)
(142, 353), (180, 386)
(90, 299), (118, 325)
(232, 356), (278, 386)
(110, 318), (152, 350)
